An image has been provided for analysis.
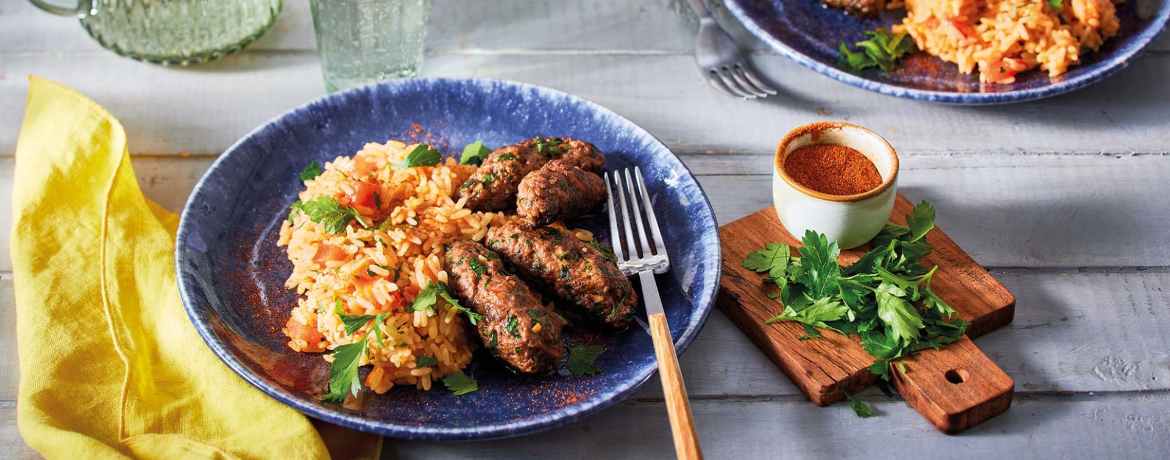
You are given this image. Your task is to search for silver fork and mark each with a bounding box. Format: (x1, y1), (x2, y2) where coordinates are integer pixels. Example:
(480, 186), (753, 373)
(684, 0), (777, 99)
(605, 167), (704, 460)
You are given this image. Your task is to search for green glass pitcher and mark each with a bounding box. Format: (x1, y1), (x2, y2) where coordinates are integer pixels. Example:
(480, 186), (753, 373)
(28, 0), (283, 65)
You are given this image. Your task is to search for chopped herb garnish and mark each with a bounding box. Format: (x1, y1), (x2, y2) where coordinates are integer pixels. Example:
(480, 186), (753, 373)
(497, 152), (517, 161)
(1047, 0), (1063, 10)
(459, 140), (493, 165)
(417, 355), (439, 367)
(287, 200), (304, 224)
(392, 144), (442, 169)
(844, 389), (875, 418)
(1011, 1), (1036, 18)
(437, 282), (483, 325)
(567, 345), (605, 376)
(838, 28), (916, 73)
(488, 331), (498, 349)
(533, 137), (565, 154)
(324, 336), (367, 404)
(559, 266), (571, 281)
(300, 161), (323, 182)
(442, 372), (478, 395)
(298, 195), (368, 234)
(505, 316), (519, 337)
(526, 309), (544, 326)
(468, 257), (486, 276)
(409, 281), (441, 312)
(587, 239), (618, 262)
(373, 191), (382, 208)
(744, 201), (967, 382)
(339, 313), (378, 336)
(482, 173), (496, 183)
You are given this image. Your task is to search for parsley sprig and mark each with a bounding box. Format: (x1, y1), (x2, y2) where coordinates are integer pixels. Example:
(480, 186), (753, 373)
(324, 279), (484, 403)
(300, 161), (323, 182)
(459, 140), (492, 165)
(408, 280), (484, 325)
(838, 28), (916, 73)
(743, 201), (967, 381)
(288, 195), (368, 234)
(392, 144), (442, 169)
(567, 345), (605, 376)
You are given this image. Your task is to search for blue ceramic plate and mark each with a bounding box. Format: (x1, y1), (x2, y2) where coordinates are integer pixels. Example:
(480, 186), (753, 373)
(175, 78), (721, 440)
(725, 0), (1170, 104)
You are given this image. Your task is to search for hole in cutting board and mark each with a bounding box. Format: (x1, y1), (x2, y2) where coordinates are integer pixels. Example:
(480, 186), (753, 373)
(945, 369), (969, 384)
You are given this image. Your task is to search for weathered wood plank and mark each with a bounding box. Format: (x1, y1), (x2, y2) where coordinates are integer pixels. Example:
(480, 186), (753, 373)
(3, 0), (1166, 54)
(3, 52), (1169, 158)
(3, 267), (1170, 402)
(379, 393), (1170, 459)
(2, 394), (1168, 460)
(695, 154), (1170, 268)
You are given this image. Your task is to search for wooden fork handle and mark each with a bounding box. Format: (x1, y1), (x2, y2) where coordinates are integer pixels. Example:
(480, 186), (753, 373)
(649, 312), (704, 460)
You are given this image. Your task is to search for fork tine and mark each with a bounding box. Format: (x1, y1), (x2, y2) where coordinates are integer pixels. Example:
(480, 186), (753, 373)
(725, 66), (766, 98)
(734, 63), (778, 95)
(633, 167), (667, 257)
(703, 71), (737, 98)
(603, 172), (627, 262)
(623, 169), (654, 257)
(716, 68), (756, 98)
(613, 172), (642, 259)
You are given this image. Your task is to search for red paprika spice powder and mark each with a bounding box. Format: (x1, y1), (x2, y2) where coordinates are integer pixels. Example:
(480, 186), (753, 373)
(783, 144), (883, 196)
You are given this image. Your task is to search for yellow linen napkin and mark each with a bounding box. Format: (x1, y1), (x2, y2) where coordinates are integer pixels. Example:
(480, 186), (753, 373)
(12, 76), (331, 460)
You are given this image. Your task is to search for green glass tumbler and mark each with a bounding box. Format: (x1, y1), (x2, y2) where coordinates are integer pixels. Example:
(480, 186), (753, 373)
(28, 0), (283, 66)
(309, 0), (431, 93)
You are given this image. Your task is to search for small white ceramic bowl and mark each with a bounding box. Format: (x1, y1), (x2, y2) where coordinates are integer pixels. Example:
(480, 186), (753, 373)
(773, 122), (899, 250)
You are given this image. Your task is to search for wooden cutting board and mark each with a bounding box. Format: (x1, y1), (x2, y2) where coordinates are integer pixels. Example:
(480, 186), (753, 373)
(716, 194), (1015, 434)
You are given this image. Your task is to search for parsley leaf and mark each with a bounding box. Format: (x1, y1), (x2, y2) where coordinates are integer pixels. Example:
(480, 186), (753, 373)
(743, 242), (791, 279)
(844, 390), (875, 418)
(324, 336), (367, 404)
(339, 313), (377, 336)
(409, 281), (441, 312)
(1047, 0), (1063, 10)
(905, 201), (936, 242)
(567, 345), (605, 376)
(587, 239), (619, 262)
(436, 283), (483, 325)
(505, 316), (519, 337)
(875, 282), (925, 344)
(299, 195), (368, 234)
(300, 161), (323, 182)
(838, 28), (916, 73)
(393, 144), (442, 169)
(416, 355), (439, 367)
(442, 371), (478, 395)
(288, 200), (304, 224)
(467, 257), (486, 276)
(459, 141), (493, 165)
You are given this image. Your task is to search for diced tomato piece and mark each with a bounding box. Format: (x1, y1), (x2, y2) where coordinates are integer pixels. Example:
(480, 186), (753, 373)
(350, 181), (380, 209)
(312, 244), (348, 264)
(949, 19), (976, 39)
(285, 318), (325, 347)
(984, 59), (1022, 84)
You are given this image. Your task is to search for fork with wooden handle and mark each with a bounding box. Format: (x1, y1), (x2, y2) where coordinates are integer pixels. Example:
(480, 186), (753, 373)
(605, 167), (703, 460)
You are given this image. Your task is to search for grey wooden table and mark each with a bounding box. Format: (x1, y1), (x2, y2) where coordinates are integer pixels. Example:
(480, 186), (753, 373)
(3, 0), (1170, 458)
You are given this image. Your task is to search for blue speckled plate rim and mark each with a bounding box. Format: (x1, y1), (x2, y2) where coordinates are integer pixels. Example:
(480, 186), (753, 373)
(724, 0), (1170, 104)
(174, 77), (722, 441)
